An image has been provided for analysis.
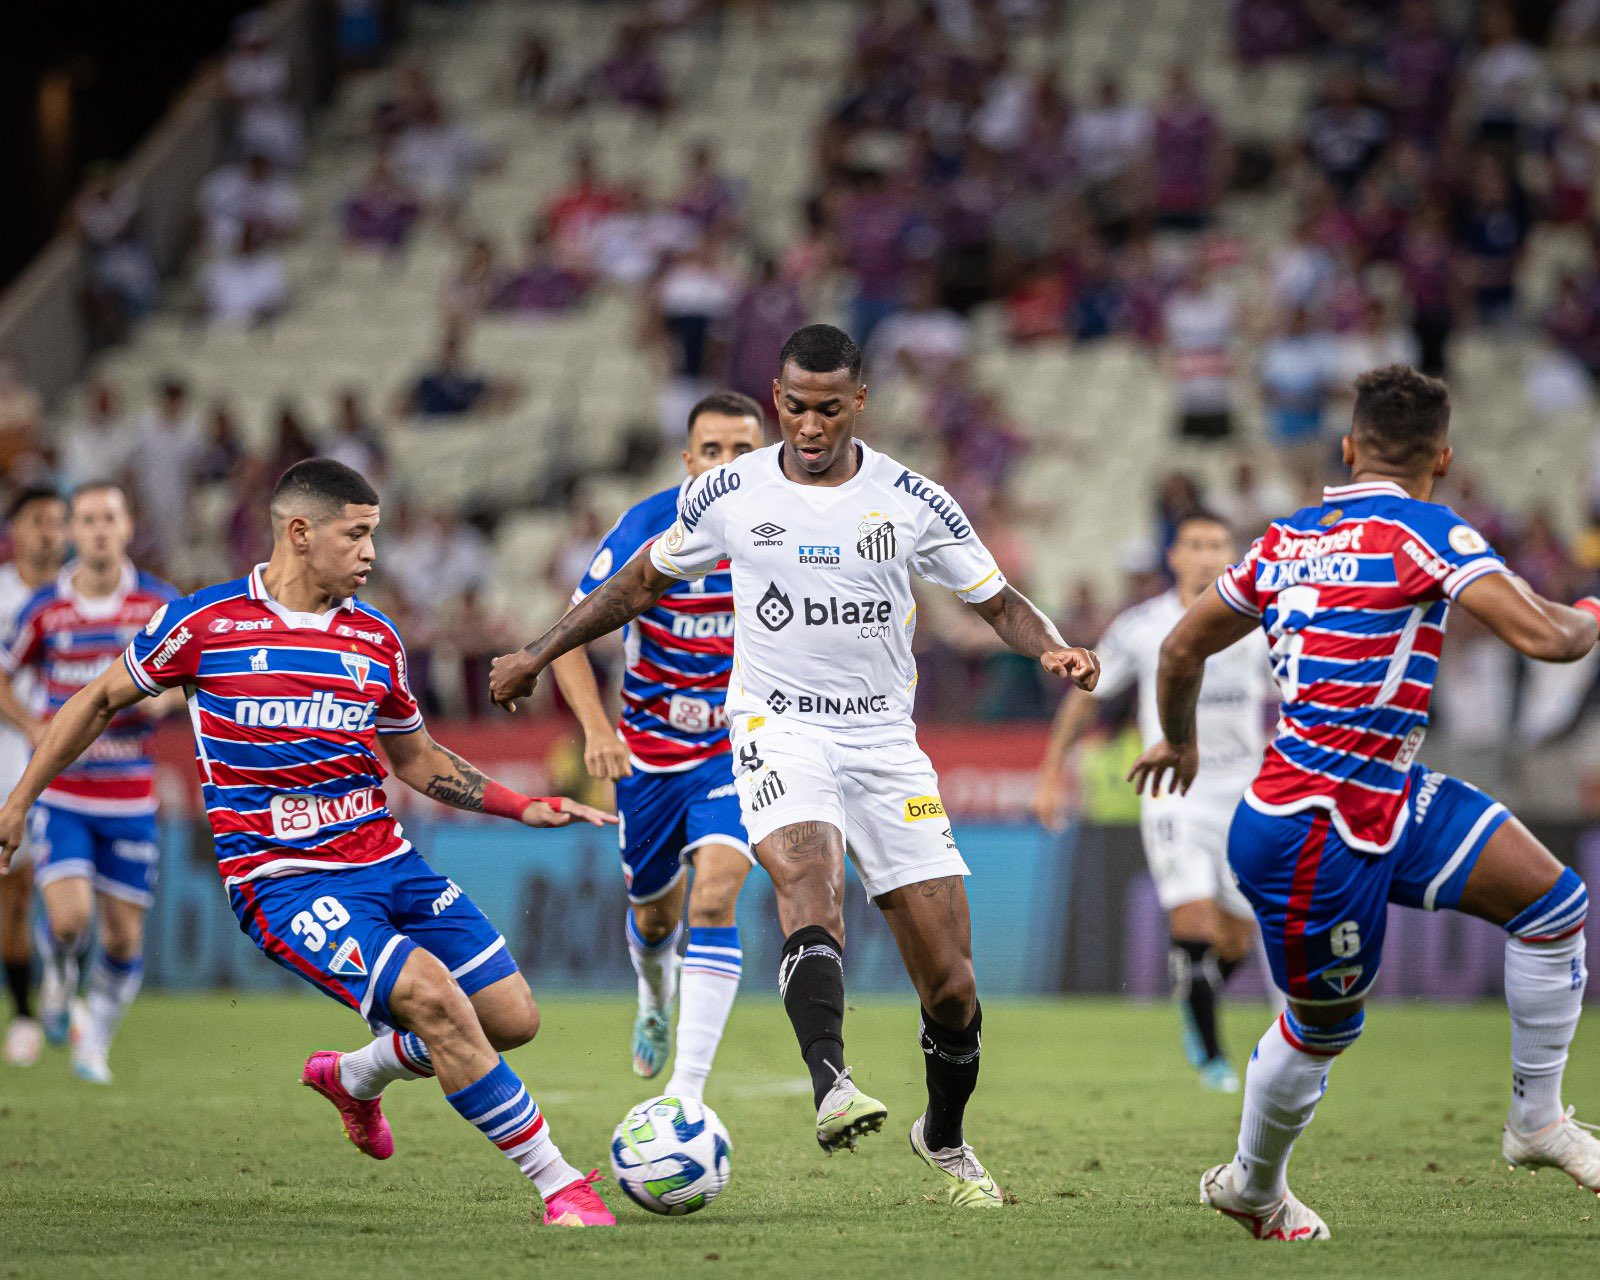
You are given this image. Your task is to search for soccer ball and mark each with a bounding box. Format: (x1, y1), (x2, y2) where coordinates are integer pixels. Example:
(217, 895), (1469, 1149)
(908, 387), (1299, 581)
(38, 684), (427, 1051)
(609, 1095), (732, 1216)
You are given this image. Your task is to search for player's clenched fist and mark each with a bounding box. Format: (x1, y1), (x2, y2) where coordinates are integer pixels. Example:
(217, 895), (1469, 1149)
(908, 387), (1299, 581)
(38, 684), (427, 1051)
(489, 650), (540, 712)
(1127, 738), (1199, 799)
(0, 802), (24, 873)
(1041, 645), (1101, 691)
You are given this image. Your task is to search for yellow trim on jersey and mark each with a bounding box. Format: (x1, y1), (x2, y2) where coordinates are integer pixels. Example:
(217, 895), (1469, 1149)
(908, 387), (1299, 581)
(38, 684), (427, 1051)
(959, 568), (998, 595)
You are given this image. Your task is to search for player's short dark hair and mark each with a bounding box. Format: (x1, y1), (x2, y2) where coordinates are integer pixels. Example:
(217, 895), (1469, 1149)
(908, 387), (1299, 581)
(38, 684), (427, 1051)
(271, 458), (379, 527)
(1172, 508), (1231, 540)
(68, 480), (128, 511)
(687, 390), (765, 437)
(778, 324), (863, 382)
(1351, 365), (1450, 468)
(7, 485), (63, 523)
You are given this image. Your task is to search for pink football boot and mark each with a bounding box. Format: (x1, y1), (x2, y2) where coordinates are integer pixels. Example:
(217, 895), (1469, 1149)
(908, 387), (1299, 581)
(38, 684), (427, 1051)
(301, 1050), (396, 1160)
(541, 1170), (617, 1226)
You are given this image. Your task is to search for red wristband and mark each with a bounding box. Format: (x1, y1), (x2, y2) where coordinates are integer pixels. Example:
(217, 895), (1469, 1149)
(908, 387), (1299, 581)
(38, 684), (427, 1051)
(532, 796), (563, 813)
(483, 780), (535, 820)
(1577, 598), (1600, 626)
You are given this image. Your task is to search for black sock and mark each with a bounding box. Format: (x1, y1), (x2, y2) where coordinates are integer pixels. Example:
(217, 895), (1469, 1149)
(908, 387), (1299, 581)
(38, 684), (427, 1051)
(1171, 939), (1223, 1062)
(779, 926), (846, 1107)
(920, 1002), (981, 1151)
(4, 959), (30, 1019)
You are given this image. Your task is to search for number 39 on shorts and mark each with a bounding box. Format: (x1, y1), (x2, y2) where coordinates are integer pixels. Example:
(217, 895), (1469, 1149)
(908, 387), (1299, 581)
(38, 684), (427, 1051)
(289, 896), (350, 952)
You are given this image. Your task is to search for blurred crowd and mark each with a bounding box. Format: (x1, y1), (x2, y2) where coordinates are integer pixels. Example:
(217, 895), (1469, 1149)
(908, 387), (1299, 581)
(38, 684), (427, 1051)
(3, 0), (1600, 735)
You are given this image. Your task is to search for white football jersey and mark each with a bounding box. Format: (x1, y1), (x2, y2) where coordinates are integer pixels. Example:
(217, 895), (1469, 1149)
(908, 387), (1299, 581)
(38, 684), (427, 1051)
(0, 563), (42, 785)
(650, 442), (1006, 745)
(1093, 588), (1273, 802)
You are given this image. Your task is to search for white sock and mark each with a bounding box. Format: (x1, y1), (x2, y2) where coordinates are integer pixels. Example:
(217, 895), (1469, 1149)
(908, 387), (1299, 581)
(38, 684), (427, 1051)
(39, 929), (83, 1003)
(339, 1030), (434, 1099)
(627, 913), (681, 1012)
(86, 952), (143, 1050)
(666, 926), (742, 1100)
(1230, 1015), (1340, 1206)
(1506, 931), (1586, 1132)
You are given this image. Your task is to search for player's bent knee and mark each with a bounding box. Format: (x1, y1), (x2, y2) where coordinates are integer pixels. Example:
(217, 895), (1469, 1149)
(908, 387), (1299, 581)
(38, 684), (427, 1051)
(1505, 866), (1588, 944)
(481, 982), (540, 1050)
(390, 954), (478, 1043)
(632, 900), (679, 944)
(922, 968), (977, 1029)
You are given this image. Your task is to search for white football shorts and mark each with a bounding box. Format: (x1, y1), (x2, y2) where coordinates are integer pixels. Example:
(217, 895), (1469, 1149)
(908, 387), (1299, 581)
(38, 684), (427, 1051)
(729, 716), (969, 899)
(1139, 792), (1252, 917)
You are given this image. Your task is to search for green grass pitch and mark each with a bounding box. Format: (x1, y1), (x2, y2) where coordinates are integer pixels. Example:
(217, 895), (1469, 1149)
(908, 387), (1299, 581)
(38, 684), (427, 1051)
(2, 994), (1597, 1278)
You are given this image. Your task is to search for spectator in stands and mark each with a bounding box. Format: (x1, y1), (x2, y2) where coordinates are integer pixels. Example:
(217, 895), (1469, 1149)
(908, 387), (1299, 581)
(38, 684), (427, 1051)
(586, 183), (695, 285)
(267, 403), (318, 481)
(341, 153), (423, 252)
(648, 240), (740, 425)
(454, 585), (519, 719)
(866, 272), (970, 381)
(1380, 0), (1460, 146)
(544, 146), (625, 262)
(504, 31), (554, 106)
(69, 164), (159, 345)
(196, 401), (245, 486)
(588, 21), (672, 120)
(225, 455), (275, 575)
(722, 255), (806, 410)
(441, 237), (504, 323)
(673, 141), (742, 234)
(1232, 0), (1315, 65)
(1270, 211), (1337, 311)
(223, 13), (305, 166)
(57, 379), (133, 490)
(1260, 306), (1338, 489)
(392, 98), (491, 209)
(199, 150), (303, 249)
(1461, 2), (1548, 146)
(1163, 253), (1238, 440)
(833, 168), (925, 345)
(545, 503), (607, 594)
(0, 363), (44, 486)
(324, 389), (389, 484)
(384, 508), (493, 712)
(198, 222), (289, 328)
(498, 217), (591, 313)
(399, 328), (517, 419)
(1457, 152), (1531, 325)
(1547, 273), (1600, 380)
(1513, 507), (1581, 602)
(128, 378), (203, 568)
(1152, 66), (1225, 229)
(1332, 295), (1420, 391)
(1399, 201), (1458, 374)
(1300, 66), (1389, 199)
(1069, 73), (1153, 236)
(1212, 458), (1293, 544)
(336, 0), (387, 69)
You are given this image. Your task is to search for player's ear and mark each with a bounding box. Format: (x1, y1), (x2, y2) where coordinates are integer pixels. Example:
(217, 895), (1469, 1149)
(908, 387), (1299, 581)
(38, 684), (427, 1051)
(854, 381), (867, 413)
(1340, 434), (1356, 468)
(1434, 444), (1453, 479)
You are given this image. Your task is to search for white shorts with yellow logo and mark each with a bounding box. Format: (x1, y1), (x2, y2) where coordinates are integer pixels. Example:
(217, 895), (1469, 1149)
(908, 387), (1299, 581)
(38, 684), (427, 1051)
(729, 716), (969, 899)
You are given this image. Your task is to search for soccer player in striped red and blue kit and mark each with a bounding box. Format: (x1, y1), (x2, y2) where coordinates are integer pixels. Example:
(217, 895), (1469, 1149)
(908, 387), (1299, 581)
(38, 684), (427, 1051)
(1134, 366), (1600, 1240)
(0, 483), (177, 1084)
(549, 391), (763, 1097)
(0, 460), (619, 1227)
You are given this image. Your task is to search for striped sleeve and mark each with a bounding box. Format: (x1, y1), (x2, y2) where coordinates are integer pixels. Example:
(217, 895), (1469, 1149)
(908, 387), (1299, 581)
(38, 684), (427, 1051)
(1216, 538), (1264, 617)
(376, 635), (424, 735)
(0, 596), (46, 676)
(123, 596), (203, 694)
(1395, 513), (1508, 602)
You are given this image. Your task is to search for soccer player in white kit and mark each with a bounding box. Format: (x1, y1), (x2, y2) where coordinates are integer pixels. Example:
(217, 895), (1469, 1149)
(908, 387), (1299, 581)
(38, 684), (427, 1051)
(1034, 512), (1272, 1092)
(0, 488), (66, 1066)
(493, 325), (1100, 1207)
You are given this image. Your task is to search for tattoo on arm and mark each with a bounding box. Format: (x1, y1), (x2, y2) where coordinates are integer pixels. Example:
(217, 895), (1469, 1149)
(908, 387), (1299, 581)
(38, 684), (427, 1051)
(424, 746), (490, 812)
(523, 558), (671, 666)
(981, 587), (1068, 660)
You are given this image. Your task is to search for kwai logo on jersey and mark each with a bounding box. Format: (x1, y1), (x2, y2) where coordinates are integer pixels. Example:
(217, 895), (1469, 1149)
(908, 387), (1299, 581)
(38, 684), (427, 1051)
(756, 583), (794, 631)
(857, 513), (897, 562)
(328, 936), (368, 976)
(681, 470), (740, 531)
(269, 788), (382, 842)
(798, 544), (841, 566)
(751, 522), (785, 546)
(341, 651), (372, 690)
(236, 691), (377, 732)
(892, 472), (971, 538)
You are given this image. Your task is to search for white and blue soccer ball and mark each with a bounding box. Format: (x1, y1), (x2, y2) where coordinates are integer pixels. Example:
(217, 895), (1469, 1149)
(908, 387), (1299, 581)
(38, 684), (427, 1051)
(610, 1095), (732, 1216)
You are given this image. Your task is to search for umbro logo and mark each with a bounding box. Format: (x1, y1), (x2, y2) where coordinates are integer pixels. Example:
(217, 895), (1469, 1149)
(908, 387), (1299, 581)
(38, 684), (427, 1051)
(752, 522), (785, 546)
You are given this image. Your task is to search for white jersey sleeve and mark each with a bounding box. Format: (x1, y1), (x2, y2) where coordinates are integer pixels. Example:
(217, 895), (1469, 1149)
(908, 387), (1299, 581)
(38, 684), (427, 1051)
(903, 479), (1007, 603)
(650, 464), (738, 580)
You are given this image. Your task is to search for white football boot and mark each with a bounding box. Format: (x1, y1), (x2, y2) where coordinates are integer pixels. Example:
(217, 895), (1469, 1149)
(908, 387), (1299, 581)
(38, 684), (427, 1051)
(1503, 1107), (1600, 1194)
(1200, 1162), (1330, 1240)
(910, 1114), (1002, 1207)
(815, 1067), (888, 1153)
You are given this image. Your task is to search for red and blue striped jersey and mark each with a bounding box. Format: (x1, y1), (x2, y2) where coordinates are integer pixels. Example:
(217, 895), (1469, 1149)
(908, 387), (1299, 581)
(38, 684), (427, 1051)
(1, 563), (175, 815)
(1216, 479), (1508, 853)
(573, 485), (733, 772)
(122, 565), (424, 885)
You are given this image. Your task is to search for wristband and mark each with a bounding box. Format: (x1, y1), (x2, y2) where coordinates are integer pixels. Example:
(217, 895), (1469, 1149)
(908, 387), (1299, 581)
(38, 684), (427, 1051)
(1577, 598), (1600, 626)
(483, 780), (535, 820)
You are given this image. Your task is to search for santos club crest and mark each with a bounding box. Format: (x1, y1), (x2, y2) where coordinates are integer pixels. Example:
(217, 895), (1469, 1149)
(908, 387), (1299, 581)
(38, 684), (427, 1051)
(856, 513), (896, 563)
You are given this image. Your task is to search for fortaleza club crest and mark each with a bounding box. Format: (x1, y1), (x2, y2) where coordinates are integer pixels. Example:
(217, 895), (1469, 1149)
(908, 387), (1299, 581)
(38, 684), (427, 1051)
(1324, 964), (1364, 995)
(341, 651), (371, 689)
(856, 513), (896, 563)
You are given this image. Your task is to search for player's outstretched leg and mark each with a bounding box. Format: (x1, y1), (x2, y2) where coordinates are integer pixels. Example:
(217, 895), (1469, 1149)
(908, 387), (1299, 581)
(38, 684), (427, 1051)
(301, 1029), (434, 1159)
(664, 844), (750, 1102)
(74, 894), (146, 1085)
(880, 877), (1000, 1207)
(1201, 1007), (1354, 1240)
(626, 911), (680, 1079)
(36, 875), (91, 1052)
(1495, 867), (1599, 1191)
(393, 950), (614, 1226)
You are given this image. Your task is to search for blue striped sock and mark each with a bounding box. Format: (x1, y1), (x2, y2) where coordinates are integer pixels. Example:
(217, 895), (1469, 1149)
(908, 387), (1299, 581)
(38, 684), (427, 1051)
(683, 926), (742, 980)
(445, 1057), (579, 1196)
(395, 1031), (433, 1076)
